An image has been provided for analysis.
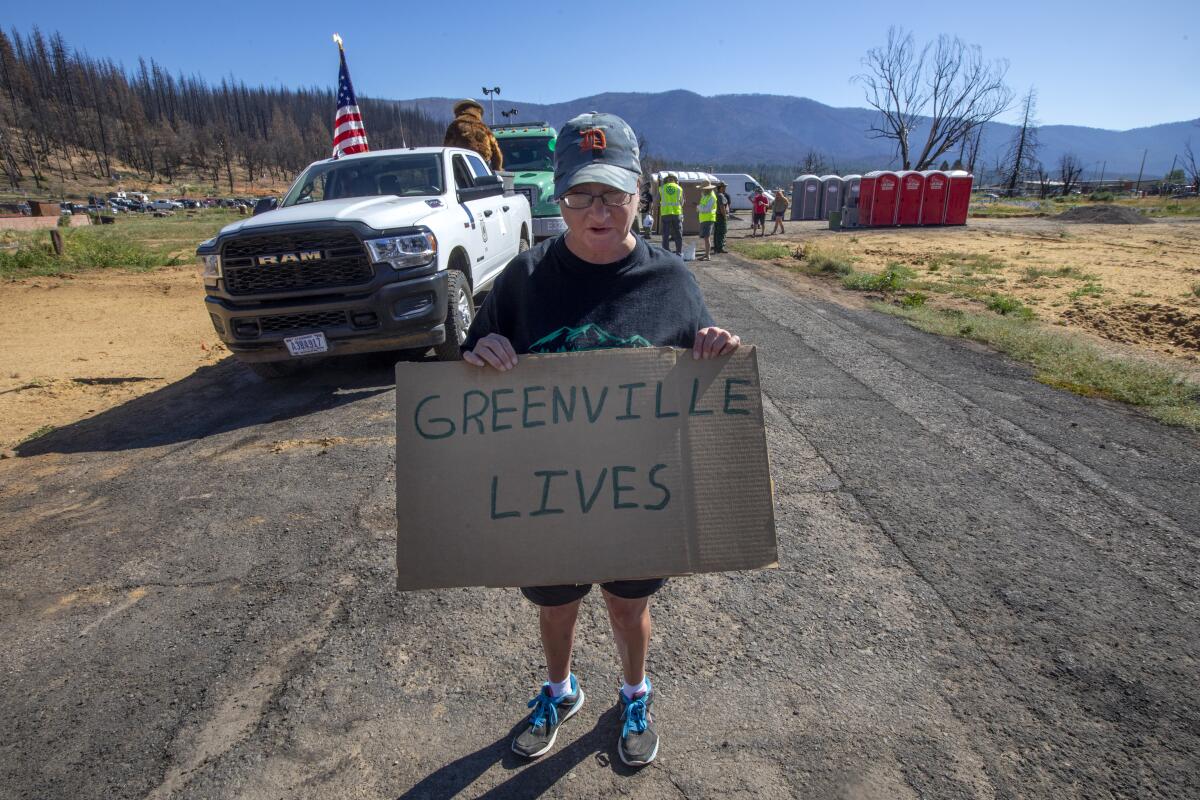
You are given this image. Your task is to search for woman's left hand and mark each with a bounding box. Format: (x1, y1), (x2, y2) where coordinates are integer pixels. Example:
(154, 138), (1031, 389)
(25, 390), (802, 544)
(692, 327), (742, 359)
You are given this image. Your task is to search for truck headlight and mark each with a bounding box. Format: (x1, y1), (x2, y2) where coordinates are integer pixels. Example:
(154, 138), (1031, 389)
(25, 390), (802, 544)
(365, 231), (437, 270)
(197, 252), (221, 286)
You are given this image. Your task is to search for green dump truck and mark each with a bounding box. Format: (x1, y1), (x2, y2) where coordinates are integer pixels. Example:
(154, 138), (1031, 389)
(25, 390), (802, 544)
(494, 122), (566, 242)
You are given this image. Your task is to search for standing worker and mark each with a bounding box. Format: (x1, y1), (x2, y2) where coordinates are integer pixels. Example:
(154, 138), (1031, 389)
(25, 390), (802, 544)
(657, 173), (684, 255)
(697, 182), (717, 261)
(714, 181), (730, 253)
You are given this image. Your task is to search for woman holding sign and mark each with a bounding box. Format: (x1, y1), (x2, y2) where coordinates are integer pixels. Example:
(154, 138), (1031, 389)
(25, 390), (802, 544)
(463, 112), (740, 768)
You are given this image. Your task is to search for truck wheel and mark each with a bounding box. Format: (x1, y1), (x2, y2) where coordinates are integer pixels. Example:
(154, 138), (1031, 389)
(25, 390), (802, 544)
(519, 234), (529, 253)
(245, 360), (301, 379)
(434, 269), (472, 362)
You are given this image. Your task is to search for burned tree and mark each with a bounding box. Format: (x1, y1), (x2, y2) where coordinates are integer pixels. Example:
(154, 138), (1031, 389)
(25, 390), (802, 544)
(1184, 139), (1200, 193)
(1002, 88), (1040, 196)
(1058, 153), (1084, 196)
(854, 27), (1011, 171)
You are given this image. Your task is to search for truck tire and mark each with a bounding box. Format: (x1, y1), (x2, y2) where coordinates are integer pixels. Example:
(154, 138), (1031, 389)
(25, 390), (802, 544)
(519, 232), (530, 253)
(434, 269), (472, 362)
(245, 360), (301, 379)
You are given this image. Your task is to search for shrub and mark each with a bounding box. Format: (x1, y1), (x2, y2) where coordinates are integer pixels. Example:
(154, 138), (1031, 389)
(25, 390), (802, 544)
(842, 263), (914, 292)
(900, 292), (927, 307)
(1089, 191), (1115, 202)
(985, 293), (1034, 320)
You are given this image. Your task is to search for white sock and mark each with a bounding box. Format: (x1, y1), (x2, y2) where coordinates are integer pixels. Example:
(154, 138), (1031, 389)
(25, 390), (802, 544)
(548, 674), (573, 698)
(622, 677), (649, 699)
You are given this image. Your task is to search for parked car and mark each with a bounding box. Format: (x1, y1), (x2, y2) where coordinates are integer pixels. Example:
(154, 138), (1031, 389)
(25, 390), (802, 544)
(196, 146), (533, 377)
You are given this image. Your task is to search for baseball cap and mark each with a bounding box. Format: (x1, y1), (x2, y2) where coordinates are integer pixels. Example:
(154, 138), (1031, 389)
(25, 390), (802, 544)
(553, 112), (641, 199)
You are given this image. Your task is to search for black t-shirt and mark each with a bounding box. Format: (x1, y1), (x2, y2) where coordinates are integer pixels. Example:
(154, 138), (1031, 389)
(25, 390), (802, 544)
(463, 235), (715, 354)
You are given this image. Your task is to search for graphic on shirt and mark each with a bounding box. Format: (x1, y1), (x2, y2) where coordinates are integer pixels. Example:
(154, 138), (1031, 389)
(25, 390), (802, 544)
(530, 323), (651, 353)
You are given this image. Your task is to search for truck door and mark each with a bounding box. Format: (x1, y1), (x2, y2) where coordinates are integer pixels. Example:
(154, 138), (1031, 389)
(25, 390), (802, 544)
(452, 154), (490, 283)
(464, 153), (513, 278)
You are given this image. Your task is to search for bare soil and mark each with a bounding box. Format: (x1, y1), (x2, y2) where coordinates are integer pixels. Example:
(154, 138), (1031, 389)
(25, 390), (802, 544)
(739, 216), (1200, 362)
(0, 267), (225, 448)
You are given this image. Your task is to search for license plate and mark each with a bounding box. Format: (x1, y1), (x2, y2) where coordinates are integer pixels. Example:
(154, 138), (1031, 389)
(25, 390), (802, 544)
(284, 331), (328, 357)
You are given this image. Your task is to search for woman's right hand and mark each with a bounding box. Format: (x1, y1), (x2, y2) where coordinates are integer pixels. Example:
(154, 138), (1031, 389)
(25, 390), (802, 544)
(462, 333), (518, 371)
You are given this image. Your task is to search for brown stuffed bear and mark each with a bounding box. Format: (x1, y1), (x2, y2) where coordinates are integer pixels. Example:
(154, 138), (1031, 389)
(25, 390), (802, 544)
(443, 99), (504, 171)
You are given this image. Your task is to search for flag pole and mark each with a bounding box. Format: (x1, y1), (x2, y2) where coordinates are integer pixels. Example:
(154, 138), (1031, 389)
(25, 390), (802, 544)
(333, 32), (343, 51)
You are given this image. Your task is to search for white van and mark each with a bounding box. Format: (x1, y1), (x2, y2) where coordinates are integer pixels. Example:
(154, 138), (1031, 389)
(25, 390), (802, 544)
(714, 173), (774, 211)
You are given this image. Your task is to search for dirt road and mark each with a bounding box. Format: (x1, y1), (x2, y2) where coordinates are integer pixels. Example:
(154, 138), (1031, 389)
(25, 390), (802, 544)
(1, 246), (1198, 798)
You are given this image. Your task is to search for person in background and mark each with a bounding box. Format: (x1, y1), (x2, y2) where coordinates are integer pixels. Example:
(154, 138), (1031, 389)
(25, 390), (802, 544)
(657, 173), (684, 254)
(770, 188), (790, 235)
(750, 187), (770, 237)
(442, 99), (504, 171)
(696, 182), (717, 261)
(638, 181), (654, 237)
(713, 181), (730, 253)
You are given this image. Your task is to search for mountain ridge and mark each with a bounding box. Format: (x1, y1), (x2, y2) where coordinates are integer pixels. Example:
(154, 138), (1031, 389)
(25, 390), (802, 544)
(393, 91), (1198, 177)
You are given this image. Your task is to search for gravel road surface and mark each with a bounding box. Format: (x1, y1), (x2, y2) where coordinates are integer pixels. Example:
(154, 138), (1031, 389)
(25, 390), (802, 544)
(1, 241), (1197, 799)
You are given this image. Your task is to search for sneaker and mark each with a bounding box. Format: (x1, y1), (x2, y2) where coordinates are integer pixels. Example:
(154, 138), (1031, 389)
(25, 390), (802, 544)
(511, 675), (585, 759)
(617, 684), (659, 766)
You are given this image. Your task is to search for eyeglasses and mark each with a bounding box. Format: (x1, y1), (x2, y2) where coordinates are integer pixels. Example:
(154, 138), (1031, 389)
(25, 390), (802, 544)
(559, 190), (634, 209)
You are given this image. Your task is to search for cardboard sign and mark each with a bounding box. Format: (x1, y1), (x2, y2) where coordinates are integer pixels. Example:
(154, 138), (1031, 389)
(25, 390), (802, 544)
(394, 346), (777, 590)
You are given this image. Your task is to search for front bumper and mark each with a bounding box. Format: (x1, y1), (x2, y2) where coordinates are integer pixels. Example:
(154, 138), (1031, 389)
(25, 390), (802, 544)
(532, 216), (567, 240)
(205, 270), (448, 362)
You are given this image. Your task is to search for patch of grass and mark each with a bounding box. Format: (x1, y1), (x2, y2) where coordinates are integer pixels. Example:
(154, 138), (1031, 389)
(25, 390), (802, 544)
(18, 424), (56, 444)
(1191, 283), (1200, 298)
(926, 251), (1007, 275)
(795, 242), (854, 275)
(985, 293), (1035, 320)
(899, 292), (927, 308)
(880, 304), (1200, 430)
(842, 263), (915, 292)
(729, 241), (792, 261)
(0, 209), (239, 279)
(1090, 191), (1115, 202)
(1021, 265), (1095, 282)
(1069, 282), (1105, 300)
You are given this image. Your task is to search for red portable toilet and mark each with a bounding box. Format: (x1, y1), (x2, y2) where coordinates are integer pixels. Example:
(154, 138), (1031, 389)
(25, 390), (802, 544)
(944, 171), (974, 225)
(920, 170), (949, 225)
(863, 170), (900, 226)
(857, 174), (877, 227)
(896, 171), (925, 226)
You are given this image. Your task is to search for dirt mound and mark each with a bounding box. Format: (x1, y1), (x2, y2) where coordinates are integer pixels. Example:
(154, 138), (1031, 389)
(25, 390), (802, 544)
(1061, 302), (1200, 355)
(1056, 205), (1150, 224)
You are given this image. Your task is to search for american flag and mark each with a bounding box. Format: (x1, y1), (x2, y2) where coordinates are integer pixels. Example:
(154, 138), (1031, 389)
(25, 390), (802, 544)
(332, 42), (368, 158)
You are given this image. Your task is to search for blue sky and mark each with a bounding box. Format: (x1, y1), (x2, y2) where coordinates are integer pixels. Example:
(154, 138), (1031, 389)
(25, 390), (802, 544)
(9, 0), (1198, 130)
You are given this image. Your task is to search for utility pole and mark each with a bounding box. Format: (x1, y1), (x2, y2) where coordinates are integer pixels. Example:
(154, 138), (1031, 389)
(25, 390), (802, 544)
(1098, 160), (1106, 191)
(1165, 153), (1179, 193)
(481, 86), (501, 125)
(1135, 149), (1148, 195)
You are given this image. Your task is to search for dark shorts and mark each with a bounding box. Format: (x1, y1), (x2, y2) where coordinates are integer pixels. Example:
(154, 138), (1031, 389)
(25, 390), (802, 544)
(752, 211), (766, 224)
(772, 210), (786, 220)
(699, 220), (713, 237)
(521, 578), (667, 607)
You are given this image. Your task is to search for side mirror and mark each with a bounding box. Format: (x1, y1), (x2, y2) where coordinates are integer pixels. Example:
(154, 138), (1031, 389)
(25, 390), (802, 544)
(253, 197), (278, 216)
(473, 175), (502, 188)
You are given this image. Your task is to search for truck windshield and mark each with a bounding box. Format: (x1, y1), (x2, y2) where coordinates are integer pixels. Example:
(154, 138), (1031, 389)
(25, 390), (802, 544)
(282, 154), (444, 206)
(497, 137), (554, 171)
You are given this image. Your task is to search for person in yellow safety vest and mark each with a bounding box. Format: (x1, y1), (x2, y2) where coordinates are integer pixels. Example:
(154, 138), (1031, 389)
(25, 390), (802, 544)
(697, 182), (717, 261)
(657, 174), (684, 255)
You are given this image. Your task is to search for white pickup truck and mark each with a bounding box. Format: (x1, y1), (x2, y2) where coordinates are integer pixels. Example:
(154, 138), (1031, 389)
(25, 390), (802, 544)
(196, 146), (532, 377)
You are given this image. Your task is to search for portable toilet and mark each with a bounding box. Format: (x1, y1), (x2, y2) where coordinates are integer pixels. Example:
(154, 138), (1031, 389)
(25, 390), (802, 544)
(919, 170), (949, 225)
(857, 174), (877, 226)
(819, 175), (844, 220)
(896, 171), (925, 226)
(841, 175), (862, 226)
(789, 175), (821, 220)
(944, 171), (974, 225)
(862, 171), (901, 226)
